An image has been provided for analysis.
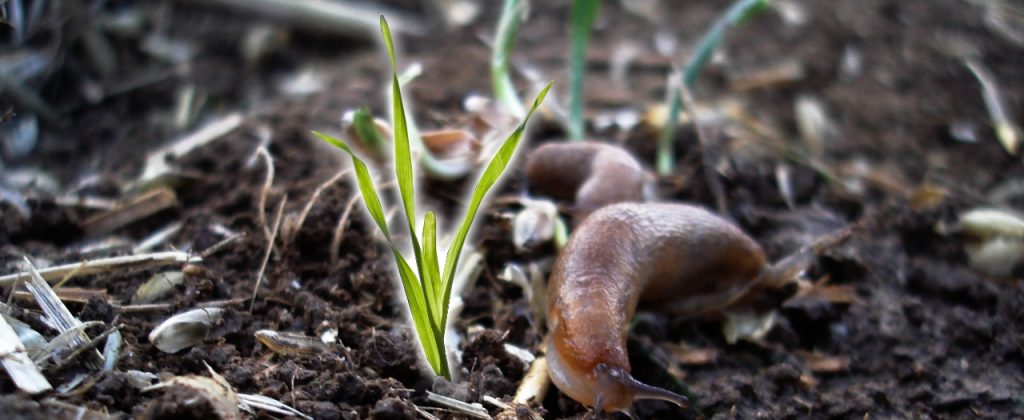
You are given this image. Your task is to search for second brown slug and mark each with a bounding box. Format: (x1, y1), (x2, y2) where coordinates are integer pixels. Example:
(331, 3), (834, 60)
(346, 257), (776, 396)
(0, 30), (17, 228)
(526, 142), (651, 220)
(545, 202), (817, 414)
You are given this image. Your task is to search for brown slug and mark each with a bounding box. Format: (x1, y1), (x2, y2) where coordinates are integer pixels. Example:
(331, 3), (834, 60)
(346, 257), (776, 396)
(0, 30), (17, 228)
(546, 202), (787, 413)
(525, 142), (651, 221)
(528, 142), (846, 414)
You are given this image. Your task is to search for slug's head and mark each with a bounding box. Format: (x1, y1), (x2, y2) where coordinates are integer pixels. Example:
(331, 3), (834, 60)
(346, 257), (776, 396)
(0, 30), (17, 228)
(547, 338), (690, 414)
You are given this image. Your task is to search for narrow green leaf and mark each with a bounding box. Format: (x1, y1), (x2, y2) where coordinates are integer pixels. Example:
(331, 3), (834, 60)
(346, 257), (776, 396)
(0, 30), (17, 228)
(439, 82), (552, 328)
(312, 132), (391, 238)
(391, 247), (443, 373)
(379, 16), (397, 69)
(352, 107), (386, 154)
(657, 0), (769, 175)
(380, 17), (448, 379)
(568, 0), (601, 141)
(380, 18), (418, 240)
(315, 129), (447, 377)
(390, 74), (417, 237)
(492, 0), (526, 116)
(422, 211), (442, 323)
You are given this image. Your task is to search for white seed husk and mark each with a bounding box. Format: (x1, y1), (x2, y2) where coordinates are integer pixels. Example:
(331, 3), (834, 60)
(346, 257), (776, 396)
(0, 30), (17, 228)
(959, 208), (1024, 240)
(254, 330), (330, 355)
(131, 271), (186, 304)
(966, 238), (1024, 278)
(148, 308), (224, 353)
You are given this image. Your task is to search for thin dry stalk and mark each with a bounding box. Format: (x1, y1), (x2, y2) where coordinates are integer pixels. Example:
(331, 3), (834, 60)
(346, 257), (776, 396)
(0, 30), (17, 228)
(134, 222), (184, 253)
(52, 263), (87, 290)
(256, 146), (276, 240)
(414, 405), (442, 420)
(21, 259), (101, 366)
(0, 315), (52, 394)
(330, 181), (396, 264)
(137, 113), (245, 187)
(53, 195), (118, 210)
(237, 392), (313, 420)
(424, 391), (490, 420)
(14, 288), (110, 305)
(678, 82), (728, 214)
(82, 187), (178, 236)
(179, 0), (424, 38)
(964, 58), (1021, 155)
(50, 325), (121, 371)
(331, 194), (362, 265)
(200, 233), (244, 258)
(250, 196), (287, 312)
(117, 297), (248, 314)
(286, 168), (352, 244)
(0, 251), (202, 287)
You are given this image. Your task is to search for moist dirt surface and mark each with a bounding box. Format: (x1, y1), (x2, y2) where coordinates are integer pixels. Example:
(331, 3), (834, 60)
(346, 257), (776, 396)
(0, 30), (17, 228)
(1, 1), (1022, 419)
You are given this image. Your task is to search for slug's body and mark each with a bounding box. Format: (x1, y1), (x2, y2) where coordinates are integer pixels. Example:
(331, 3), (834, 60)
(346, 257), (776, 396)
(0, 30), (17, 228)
(546, 202), (771, 413)
(526, 142), (651, 220)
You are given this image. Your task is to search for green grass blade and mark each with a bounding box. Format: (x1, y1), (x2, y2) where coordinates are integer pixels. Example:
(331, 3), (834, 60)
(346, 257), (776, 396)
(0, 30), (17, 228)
(391, 247), (444, 375)
(439, 82), (552, 328)
(492, 0), (526, 116)
(380, 17), (419, 240)
(380, 16), (450, 378)
(316, 130), (447, 377)
(422, 211), (443, 324)
(353, 107), (387, 154)
(568, 0), (600, 141)
(313, 132), (391, 238)
(656, 0), (769, 175)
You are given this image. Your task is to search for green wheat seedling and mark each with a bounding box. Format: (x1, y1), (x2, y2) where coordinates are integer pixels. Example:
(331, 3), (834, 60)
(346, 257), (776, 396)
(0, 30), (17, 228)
(315, 16), (551, 379)
(568, 0), (601, 141)
(657, 0), (769, 175)
(492, 0), (527, 116)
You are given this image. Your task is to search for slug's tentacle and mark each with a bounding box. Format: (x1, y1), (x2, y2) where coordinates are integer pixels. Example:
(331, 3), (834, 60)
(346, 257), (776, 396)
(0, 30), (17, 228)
(594, 363), (689, 410)
(526, 142), (651, 221)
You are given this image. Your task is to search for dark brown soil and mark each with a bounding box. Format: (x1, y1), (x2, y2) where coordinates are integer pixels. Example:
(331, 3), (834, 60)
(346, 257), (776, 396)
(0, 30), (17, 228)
(1, 0), (1022, 419)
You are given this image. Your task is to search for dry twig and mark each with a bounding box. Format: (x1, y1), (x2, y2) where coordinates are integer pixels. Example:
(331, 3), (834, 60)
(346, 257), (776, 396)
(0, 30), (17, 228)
(285, 168), (352, 244)
(678, 81), (728, 214)
(82, 187), (179, 236)
(255, 146), (276, 240)
(250, 196), (287, 312)
(424, 391), (491, 420)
